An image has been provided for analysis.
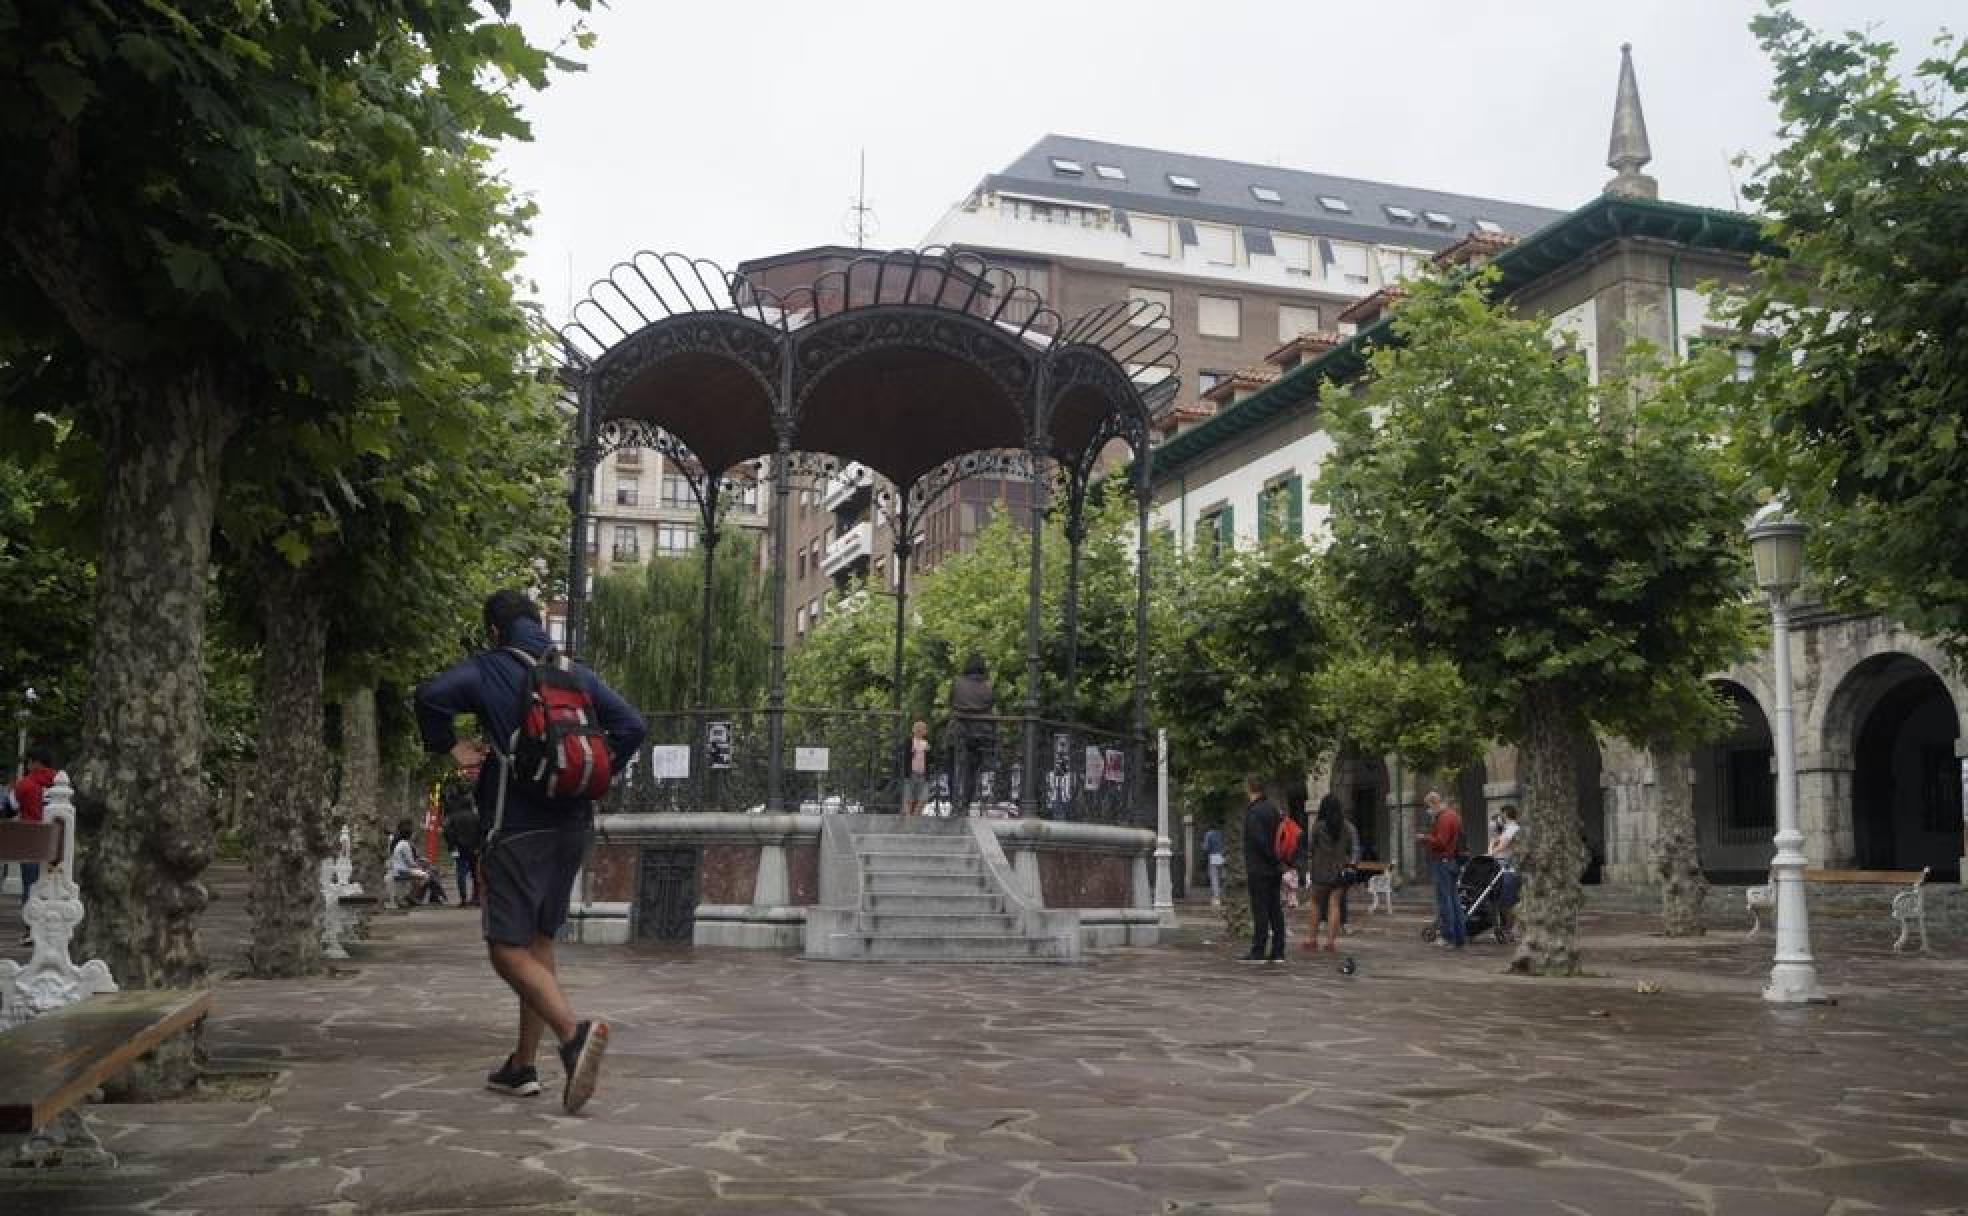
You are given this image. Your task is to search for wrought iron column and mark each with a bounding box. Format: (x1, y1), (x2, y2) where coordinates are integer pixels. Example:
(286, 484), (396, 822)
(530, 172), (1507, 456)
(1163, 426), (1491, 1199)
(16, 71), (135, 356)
(694, 475), (722, 812)
(766, 358), (795, 813)
(564, 382), (596, 656)
(891, 533), (911, 720)
(1132, 462), (1155, 823)
(1021, 384), (1049, 817)
(1060, 474), (1088, 722)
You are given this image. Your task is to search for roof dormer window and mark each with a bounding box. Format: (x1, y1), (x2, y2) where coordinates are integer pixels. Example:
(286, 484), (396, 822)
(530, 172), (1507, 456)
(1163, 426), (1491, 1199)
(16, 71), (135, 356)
(1475, 218), (1504, 234)
(1423, 210), (1455, 227)
(1317, 195), (1352, 213)
(1168, 173), (1201, 192)
(1049, 157), (1083, 175)
(1094, 163), (1126, 181)
(1384, 204), (1417, 223)
(1250, 185), (1283, 204)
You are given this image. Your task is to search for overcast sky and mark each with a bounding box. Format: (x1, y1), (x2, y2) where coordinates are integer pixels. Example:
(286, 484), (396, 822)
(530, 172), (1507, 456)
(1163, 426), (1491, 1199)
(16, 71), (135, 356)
(494, 0), (1956, 325)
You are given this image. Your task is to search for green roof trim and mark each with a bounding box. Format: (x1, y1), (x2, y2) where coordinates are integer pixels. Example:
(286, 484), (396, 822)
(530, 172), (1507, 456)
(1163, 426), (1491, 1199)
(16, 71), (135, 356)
(1146, 193), (1775, 483)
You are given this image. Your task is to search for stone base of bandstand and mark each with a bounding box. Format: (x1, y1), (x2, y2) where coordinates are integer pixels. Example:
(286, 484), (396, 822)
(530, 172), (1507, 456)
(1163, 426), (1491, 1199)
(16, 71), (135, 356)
(570, 811), (1159, 952)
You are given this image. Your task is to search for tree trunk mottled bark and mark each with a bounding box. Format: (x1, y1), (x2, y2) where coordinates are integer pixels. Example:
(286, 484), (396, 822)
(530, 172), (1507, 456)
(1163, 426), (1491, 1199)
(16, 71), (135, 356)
(244, 565), (332, 978)
(1651, 744), (1707, 937)
(1508, 690), (1589, 976)
(1219, 805), (1251, 943)
(337, 688), (383, 882)
(73, 367), (241, 1095)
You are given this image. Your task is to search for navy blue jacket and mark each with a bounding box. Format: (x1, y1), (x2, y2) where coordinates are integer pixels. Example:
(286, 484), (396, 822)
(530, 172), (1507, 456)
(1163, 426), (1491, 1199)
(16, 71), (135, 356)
(414, 617), (647, 835)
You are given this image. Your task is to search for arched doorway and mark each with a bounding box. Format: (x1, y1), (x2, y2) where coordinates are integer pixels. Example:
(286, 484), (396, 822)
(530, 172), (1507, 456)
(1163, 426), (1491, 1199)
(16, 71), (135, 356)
(1577, 738), (1605, 884)
(1692, 681), (1776, 881)
(1328, 746), (1388, 862)
(1848, 661), (1961, 879)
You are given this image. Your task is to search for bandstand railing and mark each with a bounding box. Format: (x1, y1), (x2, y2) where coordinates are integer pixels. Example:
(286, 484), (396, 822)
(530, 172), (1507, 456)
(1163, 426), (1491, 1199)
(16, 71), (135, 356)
(603, 707), (1152, 826)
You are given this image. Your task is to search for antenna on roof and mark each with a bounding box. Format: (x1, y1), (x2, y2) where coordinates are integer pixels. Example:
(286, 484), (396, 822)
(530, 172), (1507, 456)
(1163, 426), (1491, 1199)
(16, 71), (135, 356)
(845, 149), (880, 249)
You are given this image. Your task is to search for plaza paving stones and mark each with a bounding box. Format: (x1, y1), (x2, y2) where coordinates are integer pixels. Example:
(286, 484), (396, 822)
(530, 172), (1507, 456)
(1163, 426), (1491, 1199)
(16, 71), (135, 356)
(2, 867), (1966, 1214)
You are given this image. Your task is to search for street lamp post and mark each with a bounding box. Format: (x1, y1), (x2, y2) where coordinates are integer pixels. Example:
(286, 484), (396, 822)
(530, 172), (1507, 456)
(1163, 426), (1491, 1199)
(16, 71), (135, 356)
(1745, 502), (1827, 1004)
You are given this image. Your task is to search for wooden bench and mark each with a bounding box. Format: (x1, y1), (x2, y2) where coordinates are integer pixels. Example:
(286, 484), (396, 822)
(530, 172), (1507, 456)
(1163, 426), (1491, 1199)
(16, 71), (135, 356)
(1745, 867), (1931, 953)
(0, 989), (212, 1165)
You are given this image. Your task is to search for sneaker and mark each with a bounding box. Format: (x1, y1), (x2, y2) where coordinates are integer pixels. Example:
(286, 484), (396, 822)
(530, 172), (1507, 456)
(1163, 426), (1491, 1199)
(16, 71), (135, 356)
(1237, 953), (1268, 964)
(558, 1019), (610, 1115)
(486, 1055), (541, 1096)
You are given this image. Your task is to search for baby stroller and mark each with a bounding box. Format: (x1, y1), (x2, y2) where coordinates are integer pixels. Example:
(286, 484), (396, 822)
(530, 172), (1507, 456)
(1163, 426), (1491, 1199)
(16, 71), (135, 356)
(1421, 854), (1518, 944)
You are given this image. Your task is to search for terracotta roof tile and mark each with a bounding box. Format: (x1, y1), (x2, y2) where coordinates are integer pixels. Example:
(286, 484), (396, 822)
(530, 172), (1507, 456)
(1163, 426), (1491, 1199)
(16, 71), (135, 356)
(1336, 287), (1407, 327)
(1429, 230), (1520, 270)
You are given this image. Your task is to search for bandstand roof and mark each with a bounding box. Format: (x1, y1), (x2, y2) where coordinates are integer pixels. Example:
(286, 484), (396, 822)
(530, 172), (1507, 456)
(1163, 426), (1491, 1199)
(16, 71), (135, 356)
(556, 249), (1179, 491)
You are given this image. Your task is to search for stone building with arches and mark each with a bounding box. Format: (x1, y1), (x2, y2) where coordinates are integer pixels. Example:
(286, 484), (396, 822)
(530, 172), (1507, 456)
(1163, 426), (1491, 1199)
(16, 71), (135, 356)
(1145, 48), (1968, 893)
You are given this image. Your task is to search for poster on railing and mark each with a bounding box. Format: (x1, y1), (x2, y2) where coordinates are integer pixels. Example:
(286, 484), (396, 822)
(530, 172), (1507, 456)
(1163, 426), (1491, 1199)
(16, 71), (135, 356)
(795, 746), (830, 772)
(1103, 748), (1125, 785)
(1085, 746), (1104, 787)
(707, 721), (734, 770)
(649, 745), (690, 780)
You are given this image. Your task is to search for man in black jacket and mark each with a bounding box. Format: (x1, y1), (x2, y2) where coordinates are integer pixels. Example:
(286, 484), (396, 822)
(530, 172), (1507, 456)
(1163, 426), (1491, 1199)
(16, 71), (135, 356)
(1242, 775), (1286, 963)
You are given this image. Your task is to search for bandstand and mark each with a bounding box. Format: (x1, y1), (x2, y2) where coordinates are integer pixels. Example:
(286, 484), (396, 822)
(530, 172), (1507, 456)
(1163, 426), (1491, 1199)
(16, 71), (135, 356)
(553, 250), (1180, 954)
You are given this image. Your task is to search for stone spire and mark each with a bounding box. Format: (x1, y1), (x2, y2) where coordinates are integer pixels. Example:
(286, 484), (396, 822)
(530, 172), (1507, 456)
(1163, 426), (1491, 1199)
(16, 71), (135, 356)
(1605, 43), (1657, 199)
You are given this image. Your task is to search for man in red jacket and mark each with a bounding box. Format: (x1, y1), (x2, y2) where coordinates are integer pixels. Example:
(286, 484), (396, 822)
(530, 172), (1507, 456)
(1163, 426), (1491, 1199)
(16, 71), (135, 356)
(11, 748), (56, 938)
(1416, 791), (1467, 949)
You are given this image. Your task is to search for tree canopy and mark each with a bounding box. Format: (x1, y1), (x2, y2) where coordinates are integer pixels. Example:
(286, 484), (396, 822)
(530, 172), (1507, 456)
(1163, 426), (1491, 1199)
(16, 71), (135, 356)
(1315, 272), (1752, 974)
(1728, 3), (1968, 655)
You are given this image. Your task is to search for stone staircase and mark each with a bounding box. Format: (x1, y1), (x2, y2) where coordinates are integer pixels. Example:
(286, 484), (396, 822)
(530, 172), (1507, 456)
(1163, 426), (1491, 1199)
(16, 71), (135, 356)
(803, 815), (1080, 963)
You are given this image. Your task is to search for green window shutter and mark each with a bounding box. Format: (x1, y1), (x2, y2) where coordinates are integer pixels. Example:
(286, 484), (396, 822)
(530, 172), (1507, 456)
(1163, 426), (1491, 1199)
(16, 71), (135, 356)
(1286, 475), (1303, 537)
(1257, 488), (1274, 542)
(1219, 506), (1235, 551)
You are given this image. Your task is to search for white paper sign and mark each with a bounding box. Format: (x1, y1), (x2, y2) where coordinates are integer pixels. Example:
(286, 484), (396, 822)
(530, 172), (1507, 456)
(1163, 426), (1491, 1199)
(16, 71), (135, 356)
(648, 745), (691, 780)
(1085, 745), (1104, 787)
(795, 746), (830, 773)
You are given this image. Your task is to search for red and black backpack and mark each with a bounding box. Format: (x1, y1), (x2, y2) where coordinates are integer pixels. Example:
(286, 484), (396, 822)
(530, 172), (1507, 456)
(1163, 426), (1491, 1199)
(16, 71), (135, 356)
(499, 647), (612, 808)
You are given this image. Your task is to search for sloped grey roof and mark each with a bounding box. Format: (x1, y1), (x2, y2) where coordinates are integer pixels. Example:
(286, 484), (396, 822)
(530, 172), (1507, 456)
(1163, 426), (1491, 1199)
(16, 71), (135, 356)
(982, 134), (1568, 250)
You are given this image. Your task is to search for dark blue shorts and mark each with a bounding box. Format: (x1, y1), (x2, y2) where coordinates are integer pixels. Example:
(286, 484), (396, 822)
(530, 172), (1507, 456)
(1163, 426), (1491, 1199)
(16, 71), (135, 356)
(481, 828), (590, 946)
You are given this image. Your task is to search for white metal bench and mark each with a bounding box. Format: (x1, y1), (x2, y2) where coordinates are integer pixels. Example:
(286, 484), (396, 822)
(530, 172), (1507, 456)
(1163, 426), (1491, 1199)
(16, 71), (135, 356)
(1746, 867), (1931, 953)
(1889, 868), (1931, 954)
(1744, 878), (1774, 937)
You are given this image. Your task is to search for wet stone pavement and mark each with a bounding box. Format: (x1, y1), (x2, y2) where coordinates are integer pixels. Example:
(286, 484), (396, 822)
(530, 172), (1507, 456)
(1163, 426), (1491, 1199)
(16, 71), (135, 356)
(2, 866), (1966, 1215)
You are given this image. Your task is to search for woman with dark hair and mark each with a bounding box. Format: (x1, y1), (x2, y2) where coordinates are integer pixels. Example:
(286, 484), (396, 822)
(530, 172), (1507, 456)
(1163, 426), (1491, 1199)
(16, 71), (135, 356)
(1300, 793), (1358, 953)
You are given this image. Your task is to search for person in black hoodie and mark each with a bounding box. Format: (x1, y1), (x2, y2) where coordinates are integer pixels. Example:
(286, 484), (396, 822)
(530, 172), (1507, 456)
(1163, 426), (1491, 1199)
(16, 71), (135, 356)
(1241, 775), (1286, 963)
(416, 590), (646, 1115)
(949, 655), (995, 812)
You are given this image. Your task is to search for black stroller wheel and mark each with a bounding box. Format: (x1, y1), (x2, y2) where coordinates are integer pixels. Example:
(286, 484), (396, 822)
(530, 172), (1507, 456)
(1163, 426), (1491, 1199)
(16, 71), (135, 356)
(1420, 923), (1439, 942)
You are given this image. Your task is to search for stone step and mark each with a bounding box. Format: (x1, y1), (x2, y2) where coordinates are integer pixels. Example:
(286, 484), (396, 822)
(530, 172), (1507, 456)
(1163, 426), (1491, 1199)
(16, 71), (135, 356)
(864, 893), (1008, 915)
(856, 912), (1022, 936)
(835, 933), (1068, 962)
(853, 833), (976, 854)
(864, 871), (994, 893)
(861, 853), (982, 874)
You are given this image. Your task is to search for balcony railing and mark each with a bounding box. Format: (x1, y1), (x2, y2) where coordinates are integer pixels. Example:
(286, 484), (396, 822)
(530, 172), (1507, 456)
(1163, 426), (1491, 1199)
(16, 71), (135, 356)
(820, 520), (873, 578)
(611, 546), (641, 563)
(821, 462), (871, 513)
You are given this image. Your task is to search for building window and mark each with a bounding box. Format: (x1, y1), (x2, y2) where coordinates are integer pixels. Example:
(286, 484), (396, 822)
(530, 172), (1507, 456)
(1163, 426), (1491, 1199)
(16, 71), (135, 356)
(1094, 163), (1126, 181)
(1331, 241), (1371, 285)
(1250, 185), (1283, 204)
(612, 524), (640, 562)
(615, 476), (639, 507)
(1423, 210), (1455, 228)
(1132, 215), (1172, 258)
(1195, 223), (1236, 267)
(1278, 304), (1320, 343)
(1475, 218), (1504, 234)
(1274, 234), (1315, 278)
(796, 605), (807, 635)
(585, 521), (599, 556)
(1198, 370), (1229, 394)
(1049, 156), (1083, 174)
(1198, 295), (1240, 340)
(1377, 248), (1427, 284)
(1128, 286), (1173, 328)
(1195, 505), (1234, 558)
(656, 522), (695, 555)
(661, 473), (691, 508)
(1258, 473), (1304, 542)
(1167, 173), (1200, 192)
(615, 449), (642, 469)
(1317, 195), (1352, 213)
(1383, 204), (1417, 224)
(797, 547), (807, 579)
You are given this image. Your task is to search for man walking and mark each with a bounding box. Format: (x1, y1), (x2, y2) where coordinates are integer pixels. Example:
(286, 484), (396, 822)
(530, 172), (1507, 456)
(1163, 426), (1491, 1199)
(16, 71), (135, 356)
(416, 591), (646, 1114)
(1418, 791), (1467, 949)
(1241, 775), (1286, 963)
